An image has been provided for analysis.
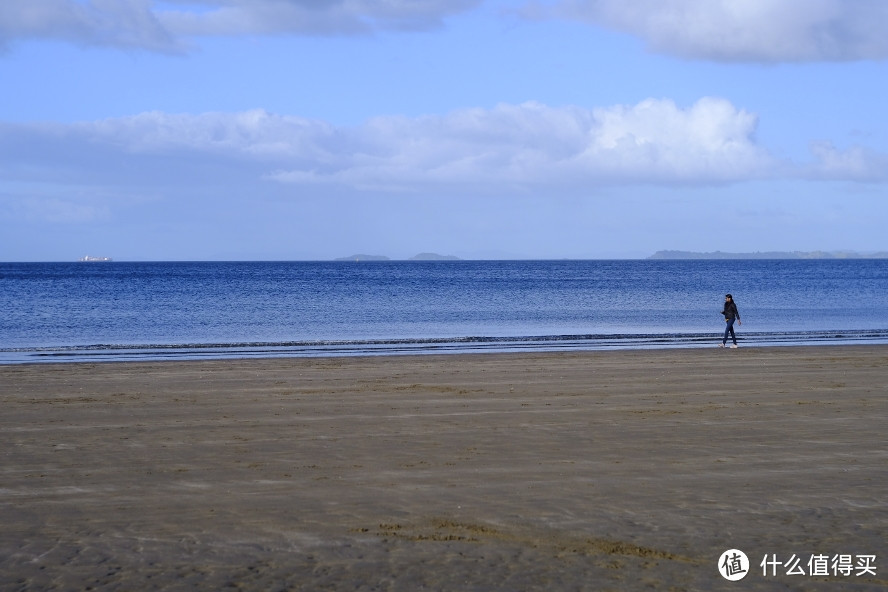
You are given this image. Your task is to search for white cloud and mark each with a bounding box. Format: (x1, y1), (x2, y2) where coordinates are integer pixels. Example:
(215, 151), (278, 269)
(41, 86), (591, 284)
(271, 98), (775, 189)
(808, 141), (888, 181)
(2, 98), (884, 199)
(83, 109), (338, 159)
(541, 0), (888, 62)
(5, 0), (888, 62)
(159, 0), (481, 37)
(0, 0), (480, 52)
(0, 0), (183, 53)
(0, 99), (777, 193)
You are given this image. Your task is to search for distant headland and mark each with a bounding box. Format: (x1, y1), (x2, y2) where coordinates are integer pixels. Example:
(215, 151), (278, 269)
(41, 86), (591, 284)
(334, 253), (460, 262)
(333, 251), (887, 262)
(649, 250), (888, 260)
(409, 253), (460, 261)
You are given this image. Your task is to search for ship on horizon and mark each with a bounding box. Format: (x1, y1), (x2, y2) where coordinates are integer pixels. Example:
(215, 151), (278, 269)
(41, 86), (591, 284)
(78, 255), (113, 262)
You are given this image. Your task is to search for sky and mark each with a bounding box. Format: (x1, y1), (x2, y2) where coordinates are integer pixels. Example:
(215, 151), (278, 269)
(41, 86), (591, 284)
(1, 0), (888, 261)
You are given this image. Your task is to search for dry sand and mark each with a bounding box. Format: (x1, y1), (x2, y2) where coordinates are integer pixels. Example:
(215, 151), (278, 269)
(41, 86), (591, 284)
(1, 346), (886, 591)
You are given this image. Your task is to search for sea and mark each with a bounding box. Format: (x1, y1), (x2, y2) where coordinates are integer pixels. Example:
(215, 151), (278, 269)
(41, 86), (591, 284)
(1, 259), (887, 364)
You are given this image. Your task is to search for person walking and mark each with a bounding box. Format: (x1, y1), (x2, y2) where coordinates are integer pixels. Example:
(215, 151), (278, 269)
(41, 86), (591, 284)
(720, 293), (741, 348)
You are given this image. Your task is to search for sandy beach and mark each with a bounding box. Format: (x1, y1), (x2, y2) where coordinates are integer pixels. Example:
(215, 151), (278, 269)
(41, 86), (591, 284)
(1, 346), (886, 590)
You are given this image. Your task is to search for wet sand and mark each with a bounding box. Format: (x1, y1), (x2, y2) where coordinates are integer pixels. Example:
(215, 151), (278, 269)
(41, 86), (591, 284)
(2, 346), (886, 590)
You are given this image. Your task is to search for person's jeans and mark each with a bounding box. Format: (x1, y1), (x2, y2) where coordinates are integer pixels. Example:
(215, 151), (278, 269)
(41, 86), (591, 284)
(723, 318), (737, 344)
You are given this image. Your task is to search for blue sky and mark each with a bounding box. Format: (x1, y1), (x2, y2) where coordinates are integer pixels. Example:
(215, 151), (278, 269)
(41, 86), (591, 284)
(2, 0), (887, 261)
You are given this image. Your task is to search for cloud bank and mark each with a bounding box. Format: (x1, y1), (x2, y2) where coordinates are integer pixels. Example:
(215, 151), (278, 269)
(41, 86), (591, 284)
(271, 98), (773, 190)
(1, 99), (884, 201)
(0, 0), (480, 52)
(0, 0), (181, 53)
(160, 0), (481, 37)
(541, 0), (888, 62)
(5, 0), (888, 63)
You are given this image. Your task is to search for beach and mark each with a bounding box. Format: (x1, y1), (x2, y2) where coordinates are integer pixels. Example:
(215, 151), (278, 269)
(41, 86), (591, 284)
(2, 346), (886, 590)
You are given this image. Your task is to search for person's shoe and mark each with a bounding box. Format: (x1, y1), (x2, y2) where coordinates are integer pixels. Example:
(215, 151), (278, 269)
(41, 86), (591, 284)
(730, 344), (738, 349)
(719, 343), (725, 348)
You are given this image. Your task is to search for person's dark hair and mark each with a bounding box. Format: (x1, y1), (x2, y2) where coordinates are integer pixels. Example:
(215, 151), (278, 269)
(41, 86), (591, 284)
(725, 294), (733, 299)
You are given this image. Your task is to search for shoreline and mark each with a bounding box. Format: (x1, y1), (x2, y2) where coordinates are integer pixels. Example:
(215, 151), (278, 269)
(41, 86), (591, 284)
(2, 346), (886, 590)
(3, 328), (888, 364)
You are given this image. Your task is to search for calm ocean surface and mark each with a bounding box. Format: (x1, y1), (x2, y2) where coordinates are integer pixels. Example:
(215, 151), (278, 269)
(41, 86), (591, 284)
(1, 260), (887, 363)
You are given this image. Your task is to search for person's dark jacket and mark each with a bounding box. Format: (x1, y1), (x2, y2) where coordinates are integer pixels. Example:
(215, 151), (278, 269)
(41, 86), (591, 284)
(722, 301), (740, 321)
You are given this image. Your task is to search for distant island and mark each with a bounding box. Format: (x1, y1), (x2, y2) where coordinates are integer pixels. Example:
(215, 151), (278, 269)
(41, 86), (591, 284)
(409, 253), (460, 261)
(333, 254), (390, 262)
(334, 253), (461, 262)
(649, 250), (888, 260)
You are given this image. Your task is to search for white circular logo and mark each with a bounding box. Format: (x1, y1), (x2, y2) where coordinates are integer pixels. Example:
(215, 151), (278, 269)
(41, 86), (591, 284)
(718, 549), (750, 581)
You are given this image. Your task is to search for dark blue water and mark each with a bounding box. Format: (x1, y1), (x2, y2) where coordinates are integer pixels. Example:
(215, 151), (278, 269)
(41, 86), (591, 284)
(1, 260), (886, 363)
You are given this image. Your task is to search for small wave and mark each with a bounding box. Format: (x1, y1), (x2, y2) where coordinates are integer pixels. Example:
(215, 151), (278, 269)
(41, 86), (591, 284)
(2, 329), (888, 364)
